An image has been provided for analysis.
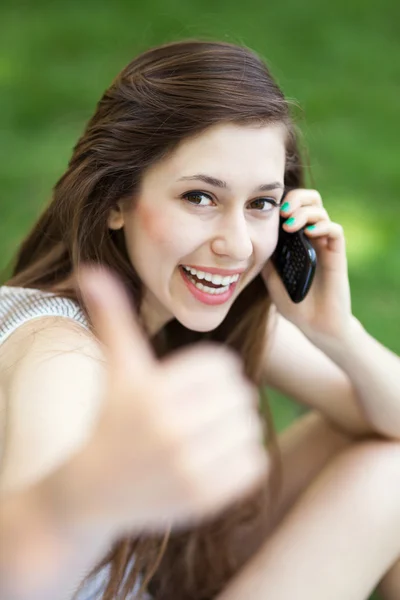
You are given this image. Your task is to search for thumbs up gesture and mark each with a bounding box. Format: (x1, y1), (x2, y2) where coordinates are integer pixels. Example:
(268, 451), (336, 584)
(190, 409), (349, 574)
(76, 265), (269, 534)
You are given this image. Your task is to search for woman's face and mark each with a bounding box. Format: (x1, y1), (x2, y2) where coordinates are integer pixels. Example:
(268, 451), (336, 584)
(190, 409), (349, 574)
(111, 123), (287, 335)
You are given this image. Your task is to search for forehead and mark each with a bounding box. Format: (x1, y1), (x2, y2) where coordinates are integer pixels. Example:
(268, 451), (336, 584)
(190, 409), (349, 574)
(145, 123), (287, 185)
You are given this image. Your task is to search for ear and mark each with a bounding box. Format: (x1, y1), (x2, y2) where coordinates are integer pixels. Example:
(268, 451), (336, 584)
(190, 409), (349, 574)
(107, 202), (125, 230)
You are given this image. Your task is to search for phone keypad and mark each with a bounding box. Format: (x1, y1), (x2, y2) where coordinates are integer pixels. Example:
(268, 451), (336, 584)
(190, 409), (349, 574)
(272, 219), (317, 303)
(280, 236), (308, 297)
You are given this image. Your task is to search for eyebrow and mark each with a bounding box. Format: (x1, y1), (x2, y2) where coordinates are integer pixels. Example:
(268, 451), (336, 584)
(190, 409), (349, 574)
(177, 173), (284, 193)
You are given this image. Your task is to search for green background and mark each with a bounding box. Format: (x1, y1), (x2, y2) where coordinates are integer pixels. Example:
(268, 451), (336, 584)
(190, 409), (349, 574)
(0, 1), (399, 597)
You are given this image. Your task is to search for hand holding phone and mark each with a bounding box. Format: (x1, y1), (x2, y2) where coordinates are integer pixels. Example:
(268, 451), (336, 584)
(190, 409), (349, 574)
(271, 196), (317, 303)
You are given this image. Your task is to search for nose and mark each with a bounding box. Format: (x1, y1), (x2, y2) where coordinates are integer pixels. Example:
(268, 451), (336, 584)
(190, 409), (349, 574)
(211, 211), (253, 262)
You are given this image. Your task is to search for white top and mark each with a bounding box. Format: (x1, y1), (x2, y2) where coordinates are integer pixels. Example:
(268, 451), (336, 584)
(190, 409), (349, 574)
(0, 285), (90, 346)
(0, 285), (148, 599)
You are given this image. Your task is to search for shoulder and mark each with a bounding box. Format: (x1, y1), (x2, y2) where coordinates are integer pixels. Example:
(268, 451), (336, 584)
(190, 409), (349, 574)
(0, 316), (107, 493)
(0, 315), (103, 387)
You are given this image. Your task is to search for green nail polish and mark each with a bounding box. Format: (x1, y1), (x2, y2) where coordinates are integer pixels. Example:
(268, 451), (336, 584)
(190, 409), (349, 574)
(285, 217), (295, 226)
(306, 224), (316, 231)
(280, 201), (290, 212)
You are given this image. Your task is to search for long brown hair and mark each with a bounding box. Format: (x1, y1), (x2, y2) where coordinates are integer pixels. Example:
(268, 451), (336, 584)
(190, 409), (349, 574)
(5, 39), (307, 599)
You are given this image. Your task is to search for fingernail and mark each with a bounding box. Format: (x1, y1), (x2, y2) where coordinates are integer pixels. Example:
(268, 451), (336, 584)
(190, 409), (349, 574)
(306, 224), (316, 231)
(285, 217), (296, 226)
(280, 201), (290, 212)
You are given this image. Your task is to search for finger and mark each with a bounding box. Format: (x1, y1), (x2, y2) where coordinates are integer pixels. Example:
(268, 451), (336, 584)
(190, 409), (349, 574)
(161, 343), (245, 397)
(77, 264), (156, 375)
(186, 407), (266, 469)
(170, 382), (260, 436)
(281, 206), (329, 232)
(281, 188), (323, 214)
(304, 221), (346, 255)
(199, 442), (269, 516)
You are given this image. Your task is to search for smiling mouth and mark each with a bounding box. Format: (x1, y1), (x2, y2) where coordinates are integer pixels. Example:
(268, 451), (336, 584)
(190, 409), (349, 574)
(179, 265), (242, 289)
(179, 265), (240, 304)
(182, 271), (226, 289)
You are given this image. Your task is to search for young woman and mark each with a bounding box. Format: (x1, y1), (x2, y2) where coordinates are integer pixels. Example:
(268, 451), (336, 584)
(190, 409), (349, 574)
(1, 39), (400, 600)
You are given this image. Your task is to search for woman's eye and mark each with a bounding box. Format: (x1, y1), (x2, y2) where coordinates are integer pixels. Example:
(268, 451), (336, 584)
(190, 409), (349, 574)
(251, 198), (278, 212)
(181, 191), (278, 212)
(182, 191), (214, 206)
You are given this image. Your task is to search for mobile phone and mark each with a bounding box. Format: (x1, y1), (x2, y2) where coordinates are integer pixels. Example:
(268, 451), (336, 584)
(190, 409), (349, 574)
(271, 196), (317, 303)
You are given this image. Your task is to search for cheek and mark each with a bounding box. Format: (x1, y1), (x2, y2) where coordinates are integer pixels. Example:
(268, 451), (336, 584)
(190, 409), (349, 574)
(258, 223), (279, 258)
(136, 203), (199, 252)
(136, 204), (173, 246)
(267, 231), (279, 254)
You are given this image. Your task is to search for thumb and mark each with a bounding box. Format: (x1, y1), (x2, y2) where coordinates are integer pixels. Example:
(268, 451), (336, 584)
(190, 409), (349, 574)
(77, 264), (156, 377)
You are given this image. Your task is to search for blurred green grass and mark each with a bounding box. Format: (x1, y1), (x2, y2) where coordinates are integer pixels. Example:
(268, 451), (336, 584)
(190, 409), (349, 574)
(0, 1), (399, 597)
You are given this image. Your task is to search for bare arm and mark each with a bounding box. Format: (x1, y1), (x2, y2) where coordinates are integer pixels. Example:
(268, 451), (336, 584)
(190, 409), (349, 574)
(309, 317), (400, 441)
(0, 318), (114, 600)
(0, 268), (268, 600)
(0, 482), (114, 600)
(263, 312), (376, 438)
(266, 311), (400, 441)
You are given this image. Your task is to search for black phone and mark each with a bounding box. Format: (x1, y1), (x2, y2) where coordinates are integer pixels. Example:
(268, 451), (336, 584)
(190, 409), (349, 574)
(271, 193), (317, 303)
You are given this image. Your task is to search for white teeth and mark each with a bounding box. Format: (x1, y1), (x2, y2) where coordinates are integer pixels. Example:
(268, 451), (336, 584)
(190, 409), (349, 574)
(196, 281), (229, 295)
(183, 266), (240, 286)
(211, 273), (223, 285)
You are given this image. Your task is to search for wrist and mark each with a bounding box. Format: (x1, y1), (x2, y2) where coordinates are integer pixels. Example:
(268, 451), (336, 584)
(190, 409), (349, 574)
(304, 316), (366, 364)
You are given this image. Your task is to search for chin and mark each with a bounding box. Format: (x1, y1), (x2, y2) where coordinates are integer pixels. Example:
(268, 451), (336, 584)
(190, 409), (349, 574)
(174, 311), (227, 333)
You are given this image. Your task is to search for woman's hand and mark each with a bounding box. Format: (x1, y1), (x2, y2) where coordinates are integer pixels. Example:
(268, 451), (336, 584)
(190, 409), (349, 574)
(261, 188), (353, 345)
(72, 265), (269, 535)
